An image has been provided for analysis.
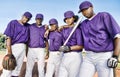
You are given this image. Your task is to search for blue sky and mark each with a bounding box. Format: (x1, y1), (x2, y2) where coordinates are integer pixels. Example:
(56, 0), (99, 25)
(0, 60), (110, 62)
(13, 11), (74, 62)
(0, 0), (120, 33)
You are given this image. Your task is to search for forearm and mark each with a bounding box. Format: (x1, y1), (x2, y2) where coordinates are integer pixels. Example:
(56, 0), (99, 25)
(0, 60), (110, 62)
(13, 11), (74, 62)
(26, 44), (29, 56)
(6, 37), (12, 54)
(70, 45), (83, 51)
(113, 38), (120, 57)
(45, 41), (49, 52)
(45, 41), (49, 59)
(63, 25), (69, 28)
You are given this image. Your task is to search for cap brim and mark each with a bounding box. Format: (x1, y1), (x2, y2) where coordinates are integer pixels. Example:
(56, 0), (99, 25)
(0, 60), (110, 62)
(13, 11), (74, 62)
(24, 16), (31, 19)
(64, 15), (79, 23)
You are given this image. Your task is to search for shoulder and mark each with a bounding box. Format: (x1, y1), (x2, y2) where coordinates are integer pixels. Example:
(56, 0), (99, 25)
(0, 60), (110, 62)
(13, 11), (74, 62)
(28, 23), (34, 28)
(63, 27), (69, 31)
(30, 23), (36, 26)
(75, 27), (81, 33)
(98, 12), (112, 18)
(8, 20), (17, 24)
(42, 25), (45, 28)
(56, 31), (62, 36)
(80, 19), (88, 28)
(7, 20), (18, 28)
(48, 32), (53, 38)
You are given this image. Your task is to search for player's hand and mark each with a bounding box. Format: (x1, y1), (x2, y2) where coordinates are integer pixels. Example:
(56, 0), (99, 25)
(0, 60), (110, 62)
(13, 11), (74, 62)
(45, 55), (49, 60)
(58, 25), (68, 32)
(107, 56), (118, 68)
(44, 24), (49, 30)
(59, 45), (71, 52)
(45, 50), (49, 59)
(58, 26), (64, 32)
(44, 29), (49, 38)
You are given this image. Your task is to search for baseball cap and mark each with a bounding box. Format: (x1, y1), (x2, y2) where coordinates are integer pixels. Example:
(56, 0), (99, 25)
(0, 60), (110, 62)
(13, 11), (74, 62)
(64, 11), (74, 19)
(49, 18), (58, 25)
(78, 1), (93, 13)
(64, 11), (78, 22)
(23, 12), (32, 19)
(35, 14), (44, 19)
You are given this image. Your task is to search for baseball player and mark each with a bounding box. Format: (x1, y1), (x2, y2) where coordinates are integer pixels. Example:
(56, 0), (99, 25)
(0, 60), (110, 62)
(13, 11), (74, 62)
(58, 11), (83, 77)
(78, 1), (120, 77)
(25, 13), (48, 77)
(1, 12), (32, 77)
(45, 18), (63, 77)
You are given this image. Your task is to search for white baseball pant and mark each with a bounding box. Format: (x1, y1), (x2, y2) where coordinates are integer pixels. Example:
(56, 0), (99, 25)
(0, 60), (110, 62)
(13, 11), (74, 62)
(79, 51), (113, 77)
(58, 52), (82, 77)
(1, 43), (26, 77)
(45, 51), (62, 77)
(25, 48), (45, 77)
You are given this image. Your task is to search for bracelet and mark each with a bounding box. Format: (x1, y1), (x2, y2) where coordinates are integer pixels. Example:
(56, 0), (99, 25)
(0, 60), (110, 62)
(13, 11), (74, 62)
(112, 55), (118, 59)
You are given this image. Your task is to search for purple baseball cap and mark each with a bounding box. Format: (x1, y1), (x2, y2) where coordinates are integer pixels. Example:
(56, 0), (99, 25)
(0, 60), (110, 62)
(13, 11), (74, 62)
(64, 11), (78, 22)
(49, 18), (58, 25)
(64, 11), (75, 19)
(78, 1), (93, 13)
(35, 14), (44, 19)
(23, 12), (32, 19)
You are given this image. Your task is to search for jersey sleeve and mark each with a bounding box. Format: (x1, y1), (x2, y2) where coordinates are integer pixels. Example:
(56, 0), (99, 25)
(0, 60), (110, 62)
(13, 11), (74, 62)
(103, 13), (120, 39)
(4, 20), (15, 39)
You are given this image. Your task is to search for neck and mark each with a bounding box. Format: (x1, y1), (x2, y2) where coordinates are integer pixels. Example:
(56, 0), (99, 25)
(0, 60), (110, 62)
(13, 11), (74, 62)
(51, 28), (58, 32)
(89, 12), (96, 20)
(68, 23), (74, 27)
(18, 20), (24, 25)
(36, 23), (42, 26)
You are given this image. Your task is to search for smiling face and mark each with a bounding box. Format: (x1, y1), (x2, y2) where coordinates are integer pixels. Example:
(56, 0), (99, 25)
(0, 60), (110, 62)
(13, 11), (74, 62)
(65, 17), (75, 25)
(50, 24), (58, 31)
(81, 7), (94, 19)
(36, 18), (43, 26)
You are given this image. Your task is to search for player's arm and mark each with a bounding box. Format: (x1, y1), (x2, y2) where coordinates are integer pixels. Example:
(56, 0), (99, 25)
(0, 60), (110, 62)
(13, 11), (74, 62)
(70, 45), (83, 51)
(105, 13), (120, 68)
(71, 28), (83, 51)
(107, 36), (120, 68)
(45, 40), (49, 59)
(58, 25), (69, 31)
(44, 26), (54, 38)
(113, 36), (120, 57)
(6, 36), (12, 54)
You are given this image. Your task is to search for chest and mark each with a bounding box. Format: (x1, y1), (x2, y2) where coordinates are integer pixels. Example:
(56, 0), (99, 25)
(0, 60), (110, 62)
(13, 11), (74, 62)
(30, 26), (45, 35)
(49, 32), (61, 40)
(62, 28), (76, 39)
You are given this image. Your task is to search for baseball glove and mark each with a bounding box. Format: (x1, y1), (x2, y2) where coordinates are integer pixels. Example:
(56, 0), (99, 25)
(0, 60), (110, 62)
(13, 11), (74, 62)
(2, 54), (17, 70)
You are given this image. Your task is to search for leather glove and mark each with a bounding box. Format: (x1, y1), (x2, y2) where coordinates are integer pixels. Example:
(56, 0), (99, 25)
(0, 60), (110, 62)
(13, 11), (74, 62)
(59, 45), (71, 53)
(2, 54), (17, 70)
(107, 55), (118, 68)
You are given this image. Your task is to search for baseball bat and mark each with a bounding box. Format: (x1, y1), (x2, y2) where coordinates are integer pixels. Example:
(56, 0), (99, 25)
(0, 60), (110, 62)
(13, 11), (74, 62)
(63, 16), (83, 46)
(110, 68), (116, 77)
(113, 68), (116, 77)
(109, 68), (113, 77)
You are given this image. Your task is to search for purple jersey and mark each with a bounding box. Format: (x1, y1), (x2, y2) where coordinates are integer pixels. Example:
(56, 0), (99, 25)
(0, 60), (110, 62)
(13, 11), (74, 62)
(61, 27), (83, 52)
(28, 23), (46, 48)
(48, 31), (63, 51)
(80, 12), (120, 52)
(4, 20), (30, 45)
